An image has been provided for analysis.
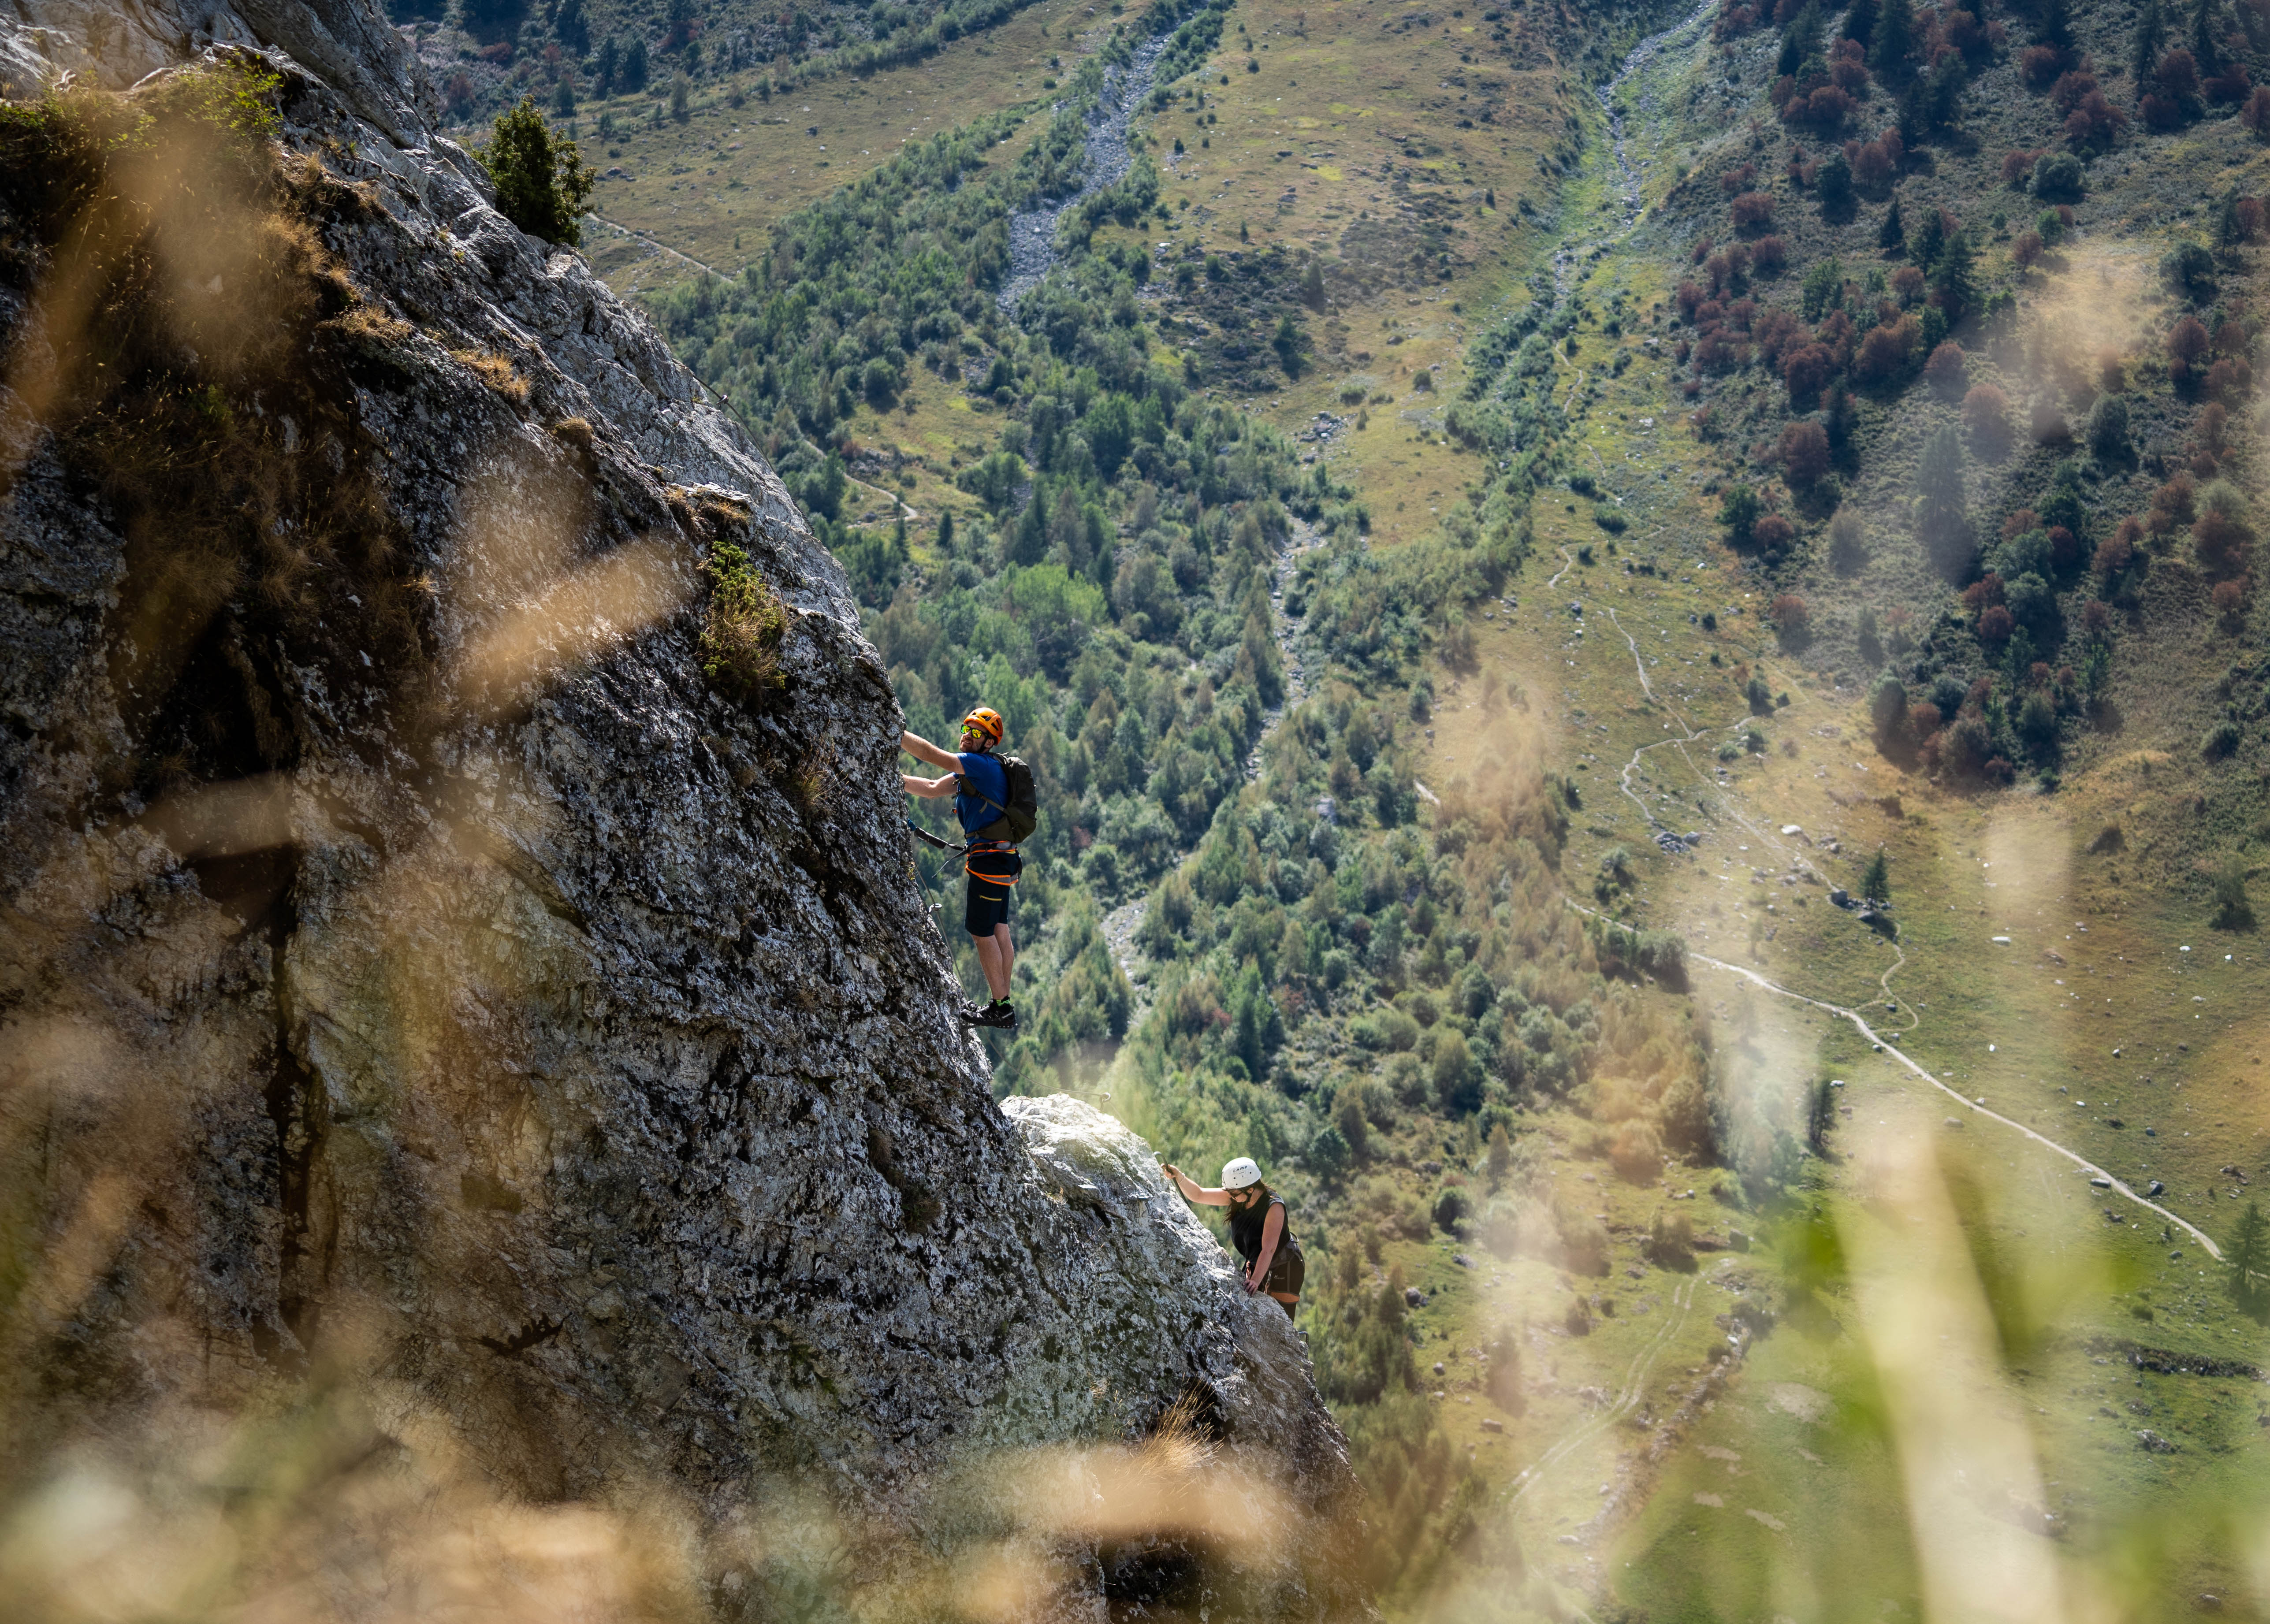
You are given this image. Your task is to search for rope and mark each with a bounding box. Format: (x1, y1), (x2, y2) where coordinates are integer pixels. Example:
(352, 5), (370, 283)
(905, 820), (967, 855)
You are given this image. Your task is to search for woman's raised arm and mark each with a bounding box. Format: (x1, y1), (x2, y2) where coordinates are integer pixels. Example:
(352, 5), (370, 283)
(1161, 1163), (1230, 1206)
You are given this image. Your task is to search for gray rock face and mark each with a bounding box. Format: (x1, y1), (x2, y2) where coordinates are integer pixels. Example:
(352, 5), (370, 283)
(1, 1), (428, 142)
(0, 8), (1356, 1612)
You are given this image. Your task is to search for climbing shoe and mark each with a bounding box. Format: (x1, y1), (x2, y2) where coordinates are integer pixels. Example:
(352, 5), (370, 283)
(974, 1000), (1018, 1030)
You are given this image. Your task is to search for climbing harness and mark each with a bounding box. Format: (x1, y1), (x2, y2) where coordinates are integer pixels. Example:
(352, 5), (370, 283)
(906, 821), (1021, 884)
(962, 838), (1021, 888)
(905, 821), (1014, 877)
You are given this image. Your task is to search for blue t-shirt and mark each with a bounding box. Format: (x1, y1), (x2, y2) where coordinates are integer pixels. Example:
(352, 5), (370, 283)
(954, 751), (1009, 837)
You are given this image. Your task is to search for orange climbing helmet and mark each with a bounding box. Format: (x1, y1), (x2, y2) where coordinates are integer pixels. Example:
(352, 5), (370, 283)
(961, 707), (1005, 747)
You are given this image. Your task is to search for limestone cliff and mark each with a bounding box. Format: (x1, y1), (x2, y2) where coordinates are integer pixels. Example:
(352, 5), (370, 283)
(0, 5), (1358, 1613)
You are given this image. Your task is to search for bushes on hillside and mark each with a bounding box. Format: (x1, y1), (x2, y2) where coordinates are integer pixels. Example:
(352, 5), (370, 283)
(2194, 479), (2254, 575)
(1855, 313), (1921, 383)
(1916, 424), (1971, 572)
(2244, 85), (2270, 137)
(2163, 241), (2218, 302)
(1730, 190), (1779, 230)
(1829, 506), (1869, 572)
(2031, 151), (2086, 202)
(1779, 419), (1831, 485)
(1924, 340), (1967, 395)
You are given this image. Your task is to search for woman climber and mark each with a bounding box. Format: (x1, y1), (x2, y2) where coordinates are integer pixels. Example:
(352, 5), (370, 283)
(1162, 1157), (1305, 1318)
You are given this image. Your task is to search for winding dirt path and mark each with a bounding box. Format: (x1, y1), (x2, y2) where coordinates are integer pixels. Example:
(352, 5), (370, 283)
(1579, 594), (2199, 1249)
(1687, 951), (2225, 1258)
(587, 214), (731, 290)
(1500, 1275), (1701, 1519)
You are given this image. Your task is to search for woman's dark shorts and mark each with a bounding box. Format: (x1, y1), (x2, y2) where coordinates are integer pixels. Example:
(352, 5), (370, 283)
(1264, 1246), (1305, 1300)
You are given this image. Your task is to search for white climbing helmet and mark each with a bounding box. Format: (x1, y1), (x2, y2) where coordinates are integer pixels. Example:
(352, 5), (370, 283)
(1221, 1157), (1263, 1190)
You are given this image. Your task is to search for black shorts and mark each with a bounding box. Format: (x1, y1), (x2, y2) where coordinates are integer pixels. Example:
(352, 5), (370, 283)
(964, 852), (1020, 936)
(1262, 1246), (1305, 1299)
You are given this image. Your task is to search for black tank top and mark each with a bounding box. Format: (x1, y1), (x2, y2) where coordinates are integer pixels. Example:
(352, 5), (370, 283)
(1228, 1193), (1299, 1265)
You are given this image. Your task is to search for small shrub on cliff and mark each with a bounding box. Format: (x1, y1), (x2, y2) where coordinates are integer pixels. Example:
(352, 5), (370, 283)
(700, 541), (788, 704)
(478, 95), (597, 246)
(154, 57), (285, 141)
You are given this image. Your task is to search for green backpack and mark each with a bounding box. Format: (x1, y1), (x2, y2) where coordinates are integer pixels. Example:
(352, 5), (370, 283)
(964, 753), (1038, 844)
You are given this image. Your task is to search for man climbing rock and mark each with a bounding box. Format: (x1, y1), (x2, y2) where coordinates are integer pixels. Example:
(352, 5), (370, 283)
(902, 708), (1035, 1029)
(1163, 1157), (1306, 1318)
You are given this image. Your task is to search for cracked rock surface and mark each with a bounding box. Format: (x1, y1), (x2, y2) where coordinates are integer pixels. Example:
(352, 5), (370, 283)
(0, 1), (1356, 1605)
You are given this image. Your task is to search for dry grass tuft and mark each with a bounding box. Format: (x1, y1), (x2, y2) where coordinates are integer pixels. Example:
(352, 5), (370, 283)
(1128, 1386), (1220, 1485)
(455, 347), (530, 402)
(329, 302), (413, 349)
(787, 754), (828, 814)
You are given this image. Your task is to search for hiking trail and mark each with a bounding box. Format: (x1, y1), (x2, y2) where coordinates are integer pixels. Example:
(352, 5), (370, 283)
(1690, 951), (2224, 1257)
(1579, 593), (2209, 1247)
(1501, 1274), (1701, 1515)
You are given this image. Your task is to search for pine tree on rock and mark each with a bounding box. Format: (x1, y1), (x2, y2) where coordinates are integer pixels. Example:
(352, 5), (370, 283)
(477, 95), (597, 246)
(1880, 195), (1906, 253)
